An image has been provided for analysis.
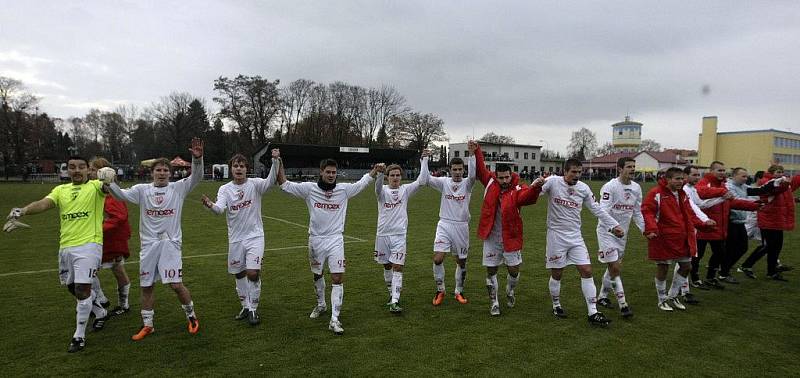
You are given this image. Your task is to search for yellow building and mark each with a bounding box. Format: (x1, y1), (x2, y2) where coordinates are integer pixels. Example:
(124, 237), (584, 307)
(697, 116), (800, 174)
(612, 116), (642, 152)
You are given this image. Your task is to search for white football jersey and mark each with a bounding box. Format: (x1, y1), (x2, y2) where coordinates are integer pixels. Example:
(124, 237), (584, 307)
(540, 175), (618, 237)
(426, 155), (476, 223)
(596, 178), (645, 234)
(281, 173), (373, 236)
(375, 158), (428, 236)
(210, 159), (278, 242)
(682, 184), (714, 223)
(110, 157), (203, 245)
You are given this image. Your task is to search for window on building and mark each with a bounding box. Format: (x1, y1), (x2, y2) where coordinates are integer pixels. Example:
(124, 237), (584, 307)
(513, 165), (518, 172)
(454, 151), (460, 158)
(515, 152), (519, 159)
(464, 150), (469, 157)
(524, 152), (529, 159)
(549, 167), (554, 172)
(774, 137), (779, 148)
(532, 153), (536, 160)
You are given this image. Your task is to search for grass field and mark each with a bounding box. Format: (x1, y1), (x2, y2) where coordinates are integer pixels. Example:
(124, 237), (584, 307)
(0, 179), (798, 376)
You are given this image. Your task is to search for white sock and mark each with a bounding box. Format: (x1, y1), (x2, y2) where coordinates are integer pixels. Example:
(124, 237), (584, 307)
(599, 269), (612, 299)
(331, 284), (343, 321)
(455, 265), (466, 295)
(581, 277), (598, 316)
(681, 276), (690, 296)
(248, 278), (261, 311)
(118, 283), (131, 309)
(74, 295), (93, 338)
(235, 277), (248, 308)
(141, 309), (154, 327)
(548, 276), (561, 308)
(674, 264), (688, 295)
(383, 268), (393, 294)
(314, 277), (327, 307)
(181, 301), (196, 319)
(433, 263), (445, 292)
(612, 276), (627, 307)
(92, 276), (108, 304)
(669, 272), (686, 299)
(506, 272), (519, 296)
(390, 271), (403, 304)
(486, 274), (498, 305)
(655, 278), (667, 302)
(91, 290), (107, 319)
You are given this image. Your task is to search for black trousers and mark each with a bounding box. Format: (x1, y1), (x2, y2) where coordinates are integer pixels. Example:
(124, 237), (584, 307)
(692, 239), (725, 281)
(741, 229), (784, 276)
(721, 223), (748, 277)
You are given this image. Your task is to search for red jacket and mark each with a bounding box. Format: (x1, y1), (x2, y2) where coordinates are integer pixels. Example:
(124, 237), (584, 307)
(642, 179), (710, 260)
(695, 173), (759, 240)
(757, 174), (800, 231)
(474, 146), (541, 252)
(103, 196), (131, 261)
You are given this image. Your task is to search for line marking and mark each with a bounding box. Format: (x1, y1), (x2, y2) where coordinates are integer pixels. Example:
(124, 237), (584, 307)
(0, 240), (367, 278)
(262, 215), (367, 242)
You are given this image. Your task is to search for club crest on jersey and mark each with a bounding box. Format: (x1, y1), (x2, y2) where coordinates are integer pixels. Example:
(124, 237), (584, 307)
(625, 192), (632, 201)
(155, 195), (164, 205)
(70, 191), (80, 201)
(567, 187), (575, 196)
(391, 192), (400, 202)
(452, 184), (460, 192)
(324, 190), (333, 199)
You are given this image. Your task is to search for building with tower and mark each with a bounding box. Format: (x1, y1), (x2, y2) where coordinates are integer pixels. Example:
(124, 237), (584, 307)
(612, 116), (643, 152)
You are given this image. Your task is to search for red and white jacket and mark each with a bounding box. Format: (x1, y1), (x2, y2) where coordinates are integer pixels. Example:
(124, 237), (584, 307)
(757, 174), (800, 231)
(695, 173), (759, 240)
(474, 146), (541, 252)
(642, 178), (711, 260)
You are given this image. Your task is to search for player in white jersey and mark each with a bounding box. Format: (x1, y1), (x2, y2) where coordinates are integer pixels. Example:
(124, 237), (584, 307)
(374, 152), (430, 313)
(201, 149), (282, 326)
(424, 152), (477, 306)
(533, 158), (624, 326)
(278, 158), (382, 335)
(594, 157), (644, 319)
(678, 165), (721, 302)
(109, 137), (204, 341)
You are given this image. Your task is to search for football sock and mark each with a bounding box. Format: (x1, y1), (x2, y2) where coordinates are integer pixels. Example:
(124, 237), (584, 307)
(433, 263), (445, 292)
(455, 265), (466, 295)
(314, 276), (327, 307)
(181, 301), (196, 319)
(548, 276), (561, 308)
(669, 272), (686, 299)
(331, 284), (343, 321)
(390, 271), (403, 304)
(486, 274), (498, 305)
(141, 309), (154, 327)
(674, 264), (687, 294)
(92, 276), (108, 304)
(655, 278), (667, 302)
(580, 277), (598, 316)
(119, 283), (131, 309)
(90, 290), (107, 319)
(383, 268), (393, 294)
(235, 277), (248, 308)
(74, 295), (93, 338)
(612, 276), (627, 307)
(599, 269), (612, 299)
(506, 272), (519, 296)
(248, 278), (261, 311)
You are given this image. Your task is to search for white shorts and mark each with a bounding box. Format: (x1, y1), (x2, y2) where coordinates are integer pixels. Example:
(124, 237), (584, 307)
(597, 232), (628, 263)
(58, 242), (102, 285)
(654, 256), (692, 265)
(546, 231), (590, 269)
(228, 236), (265, 274)
(139, 240), (183, 286)
(309, 234), (345, 275)
(100, 256), (125, 269)
(433, 220), (469, 258)
(482, 234), (522, 267)
(374, 234), (407, 265)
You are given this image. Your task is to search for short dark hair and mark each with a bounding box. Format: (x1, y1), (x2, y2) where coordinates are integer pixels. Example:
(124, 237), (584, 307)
(229, 153), (249, 168)
(617, 157), (635, 169)
(495, 164), (511, 173)
(665, 167), (684, 178)
(67, 155), (89, 166)
(682, 165), (698, 175)
(732, 167), (747, 175)
(564, 158), (582, 171)
(320, 159), (337, 170)
(710, 161), (725, 169)
(754, 170), (764, 180)
(450, 157), (464, 167)
(151, 158), (172, 172)
(768, 164), (784, 173)
(386, 164), (402, 174)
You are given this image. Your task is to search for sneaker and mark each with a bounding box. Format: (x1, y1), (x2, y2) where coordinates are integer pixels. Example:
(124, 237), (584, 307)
(506, 292), (516, 308)
(691, 280), (711, 290)
(247, 310), (261, 326)
(110, 306), (130, 316)
(657, 301), (674, 311)
(739, 267), (757, 279)
(682, 293), (700, 305)
(454, 293), (469, 304)
(235, 307), (249, 321)
(588, 312), (611, 326)
(99, 300), (111, 309)
(719, 275), (739, 284)
(704, 278), (725, 289)
(620, 306), (633, 319)
(777, 264), (793, 272)
(187, 316), (200, 334)
(328, 320), (344, 335)
(769, 273), (789, 282)
(490, 304), (501, 316)
(552, 306), (567, 319)
(388, 302), (403, 313)
(309, 305), (327, 319)
(597, 297), (613, 309)
(432, 291), (445, 306)
(669, 297), (686, 310)
(67, 337), (85, 353)
(131, 325), (155, 341)
(92, 314), (110, 331)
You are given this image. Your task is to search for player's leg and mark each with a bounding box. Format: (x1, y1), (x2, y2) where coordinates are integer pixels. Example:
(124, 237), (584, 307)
(243, 237), (265, 325)
(309, 237), (328, 318)
(668, 259), (691, 310)
(705, 240), (726, 287)
(160, 241), (198, 334)
(740, 238), (766, 277)
(691, 240), (708, 286)
(432, 221), (451, 305)
(375, 236), (393, 300)
(453, 223), (470, 303)
(327, 236), (346, 335)
(387, 236), (406, 313)
(133, 243), (159, 340)
(654, 262), (671, 311)
(505, 252), (522, 309)
(765, 230), (786, 280)
(91, 268), (109, 308)
(229, 240), (249, 319)
(110, 257), (131, 315)
(546, 233), (568, 318)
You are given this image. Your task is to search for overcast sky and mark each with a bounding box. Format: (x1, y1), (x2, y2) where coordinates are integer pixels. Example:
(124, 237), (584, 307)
(1, 1), (798, 153)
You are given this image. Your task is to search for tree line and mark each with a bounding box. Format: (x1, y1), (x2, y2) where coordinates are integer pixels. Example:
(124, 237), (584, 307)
(0, 75), (448, 176)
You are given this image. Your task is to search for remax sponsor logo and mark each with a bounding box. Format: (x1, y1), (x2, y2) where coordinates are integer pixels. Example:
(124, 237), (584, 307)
(383, 200), (402, 209)
(61, 211), (90, 220)
(553, 197), (579, 208)
(230, 200), (252, 211)
(146, 208), (176, 217)
(445, 194), (466, 201)
(314, 202), (340, 210)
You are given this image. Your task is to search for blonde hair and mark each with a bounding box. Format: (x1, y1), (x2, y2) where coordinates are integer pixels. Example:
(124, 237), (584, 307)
(386, 164), (403, 175)
(90, 157), (111, 170)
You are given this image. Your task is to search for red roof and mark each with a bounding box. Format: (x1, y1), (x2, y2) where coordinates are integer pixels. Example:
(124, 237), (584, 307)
(642, 151), (688, 164)
(584, 152), (637, 164)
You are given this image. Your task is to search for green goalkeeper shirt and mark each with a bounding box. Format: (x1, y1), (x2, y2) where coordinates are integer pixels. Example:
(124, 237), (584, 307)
(46, 180), (106, 249)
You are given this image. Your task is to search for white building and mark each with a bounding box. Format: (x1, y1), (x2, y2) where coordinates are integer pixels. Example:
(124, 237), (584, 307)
(449, 141), (542, 176)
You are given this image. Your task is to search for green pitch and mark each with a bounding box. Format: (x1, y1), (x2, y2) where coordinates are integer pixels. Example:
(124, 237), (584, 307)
(0, 180), (797, 376)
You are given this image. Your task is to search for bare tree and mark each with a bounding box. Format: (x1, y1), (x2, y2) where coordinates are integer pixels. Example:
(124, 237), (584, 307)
(567, 127), (598, 161)
(639, 139), (662, 152)
(390, 112), (448, 153)
(595, 141), (617, 156)
(213, 75), (282, 153)
(279, 78), (315, 141)
(479, 132), (515, 144)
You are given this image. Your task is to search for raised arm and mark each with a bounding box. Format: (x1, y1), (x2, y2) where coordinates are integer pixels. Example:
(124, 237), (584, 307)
(516, 184), (542, 207)
(109, 183), (140, 204)
(281, 180), (313, 199)
(472, 142), (492, 187)
(9, 197), (55, 220)
(405, 154), (431, 198)
(345, 164), (380, 199)
(374, 172), (385, 202)
(202, 186), (227, 215)
(181, 138), (205, 195)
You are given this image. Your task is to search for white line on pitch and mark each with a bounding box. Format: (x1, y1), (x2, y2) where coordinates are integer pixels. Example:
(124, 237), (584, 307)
(0, 240), (367, 278)
(262, 215), (367, 242)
